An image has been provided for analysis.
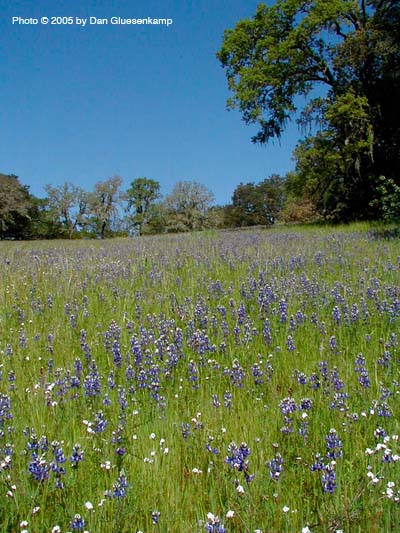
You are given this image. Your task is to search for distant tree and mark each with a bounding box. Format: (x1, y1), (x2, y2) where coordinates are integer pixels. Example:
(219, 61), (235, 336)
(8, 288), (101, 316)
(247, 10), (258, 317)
(231, 182), (261, 226)
(140, 203), (169, 235)
(0, 173), (34, 239)
(124, 178), (161, 235)
(27, 197), (65, 239)
(44, 182), (89, 238)
(88, 176), (123, 238)
(231, 175), (285, 226)
(164, 181), (215, 232)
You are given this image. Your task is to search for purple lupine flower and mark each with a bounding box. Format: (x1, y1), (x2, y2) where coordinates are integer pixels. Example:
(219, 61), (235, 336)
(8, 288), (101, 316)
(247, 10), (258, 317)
(105, 471), (129, 498)
(188, 360), (199, 389)
(322, 463), (337, 493)
(205, 513), (226, 533)
(0, 394), (13, 431)
(332, 306), (341, 325)
(267, 453), (284, 481)
(212, 395), (220, 408)
(230, 359), (245, 387)
(351, 303), (359, 322)
(206, 436), (219, 455)
(330, 392), (349, 411)
(377, 350), (391, 368)
(70, 443), (84, 467)
(279, 299), (288, 323)
(50, 441), (67, 489)
(286, 335), (296, 351)
(103, 394), (112, 406)
(310, 453), (325, 472)
(329, 335), (338, 353)
(224, 391), (232, 408)
(329, 368), (345, 391)
(299, 398), (313, 410)
(83, 360), (101, 397)
(93, 411), (108, 433)
(279, 397), (297, 415)
(326, 429), (342, 460)
(225, 441), (253, 483)
(376, 401), (392, 417)
(299, 417), (309, 439)
(107, 370), (116, 390)
(263, 319), (272, 345)
(355, 354), (370, 388)
(251, 363), (264, 385)
(181, 423), (191, 440)
(70, 514), (85, 530)
(118, 387), (128, 410)
(28, 453), (50, 482)
(112, 340), (122, 367)
(292, 370), (307, 385)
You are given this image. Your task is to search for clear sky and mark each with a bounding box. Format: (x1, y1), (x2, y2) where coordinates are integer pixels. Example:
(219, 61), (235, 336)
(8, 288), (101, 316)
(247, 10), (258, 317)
(1, 0), (301, 205)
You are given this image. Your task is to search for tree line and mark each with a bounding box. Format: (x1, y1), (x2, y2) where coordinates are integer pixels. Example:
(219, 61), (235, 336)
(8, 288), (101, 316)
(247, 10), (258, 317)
(0, 173), (288, 240)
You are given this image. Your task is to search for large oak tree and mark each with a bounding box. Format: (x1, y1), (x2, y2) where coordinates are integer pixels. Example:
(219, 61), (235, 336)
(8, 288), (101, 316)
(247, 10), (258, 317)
(218, 0), (400, 220)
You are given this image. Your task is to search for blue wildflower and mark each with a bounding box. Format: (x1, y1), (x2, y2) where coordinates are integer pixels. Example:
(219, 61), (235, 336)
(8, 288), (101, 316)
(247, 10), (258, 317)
(70, 514), (85, 530)
(267, 452), (284, 481)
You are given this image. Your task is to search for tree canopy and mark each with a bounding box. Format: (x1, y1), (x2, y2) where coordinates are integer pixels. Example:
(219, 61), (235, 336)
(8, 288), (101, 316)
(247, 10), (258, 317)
(218, 0), (400, 220)
(0, 174), (34, 239)
(124, 178), (161, 235)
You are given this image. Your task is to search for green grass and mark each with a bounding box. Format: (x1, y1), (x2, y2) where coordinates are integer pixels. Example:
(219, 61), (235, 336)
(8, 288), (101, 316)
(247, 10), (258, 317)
(0, 224), (399, 532)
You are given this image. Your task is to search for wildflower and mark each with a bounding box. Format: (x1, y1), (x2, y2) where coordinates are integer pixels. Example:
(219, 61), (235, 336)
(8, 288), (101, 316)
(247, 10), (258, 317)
(70, 514), (85, 530)
(181, 423), (191, 440)
(282, 506), (290, 513)
(322, 463), (337, 493)
(226, 510), (234, 519)
(267, 453), (284, 481)
(286, 335), (296, 351)
(105, 471), (129, 498)
(326, 429), (343, 460)
(236, 484), (245, 495)
(205, 512), (226, 532)
(279, 397), (297, 415)
(152, 511), (161, 524)
(28, 454), (49, 482)
(70, 443), (84, 467)
(225, 441), (254, 482)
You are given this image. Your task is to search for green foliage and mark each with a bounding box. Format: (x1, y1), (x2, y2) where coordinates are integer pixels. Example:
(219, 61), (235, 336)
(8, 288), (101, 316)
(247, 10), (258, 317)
(124, 178), (162, 235)
(44, 182), (90, 238)
(218, 0), (400, 221)
(370, 175), (400, 222)
(0, 173), (34, 239)
(87, 176), (123, 239)
(229, 174), (285, 226)
(164, 180), (215, 232)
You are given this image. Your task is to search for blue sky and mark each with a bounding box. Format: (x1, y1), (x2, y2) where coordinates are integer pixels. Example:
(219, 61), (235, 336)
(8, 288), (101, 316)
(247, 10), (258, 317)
(1, 0), (302, 205)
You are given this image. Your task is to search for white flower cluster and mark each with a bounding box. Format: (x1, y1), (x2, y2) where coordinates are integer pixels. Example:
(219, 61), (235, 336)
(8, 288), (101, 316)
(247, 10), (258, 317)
(365, 434), (400, 461)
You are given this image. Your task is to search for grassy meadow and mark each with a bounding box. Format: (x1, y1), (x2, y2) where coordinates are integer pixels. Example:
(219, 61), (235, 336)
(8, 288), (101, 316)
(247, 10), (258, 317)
(0, 224), (399, 532)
